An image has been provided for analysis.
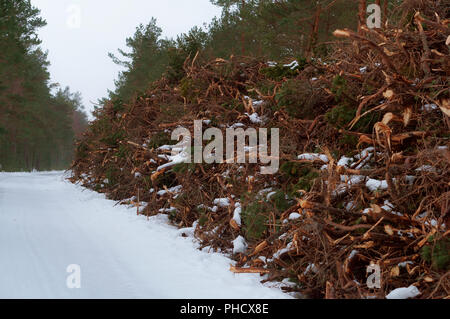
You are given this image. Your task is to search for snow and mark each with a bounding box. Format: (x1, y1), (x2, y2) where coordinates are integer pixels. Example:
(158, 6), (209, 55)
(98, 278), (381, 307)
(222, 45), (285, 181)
(332, 175), (366, 197)
(157, 185), (182, 197)
(304, 263), (318, 275)
(298, 153), (329, 163)
(421, 104), (438, 112)
(284, 60), (299, 70)
(415, 165), (436, 172)
(230, 122), (246, 129)
(353, 147), (375, 169)
(211, 206), (219, 213)
(280, 278), (297, 288)
(405, 175), (416, 184)
(337, 156), (353, 168)
(341, 175), (366, 185)
(245, 112), (264, 125)
(159, 207), (178, 214)
(232, 236), (248, 254)
(0, 172), (290, 299)
(386, 286), (421, 299)
(398, 261), (414, 268)
(158, 144), (175, 151)
(289, 213), (302, 220)
(348, 250), (359, 260)
(355, 147), (374, 159)
(425, 219), (439, 228)
(266, 191), (277, 200)
(251, 99), (265, 108)
(381, 200), (394, 212)
(273, 242), (294, 259)
(345, 201), (356, 211)
(416, 212), (428, 220)
(177, 220), (198, 238)
(232, 204), (242, 226)
(366, 179), (389, 192)
(213, 198), (231, 208)
(156, 150), (190, 171)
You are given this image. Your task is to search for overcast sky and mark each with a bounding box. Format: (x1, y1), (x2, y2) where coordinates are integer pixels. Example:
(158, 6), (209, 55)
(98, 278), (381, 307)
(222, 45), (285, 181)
(30, 0), (221, 118)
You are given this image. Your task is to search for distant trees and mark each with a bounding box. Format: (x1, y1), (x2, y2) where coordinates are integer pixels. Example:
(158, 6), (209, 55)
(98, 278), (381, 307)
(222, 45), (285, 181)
(108, 19), (208, 102)
(0, 0), (88, 171)
(108, 18), (168, 101)
(207, 0), (359, 59)
(106, 0), (365, 104)
(105, 1), (404, 110)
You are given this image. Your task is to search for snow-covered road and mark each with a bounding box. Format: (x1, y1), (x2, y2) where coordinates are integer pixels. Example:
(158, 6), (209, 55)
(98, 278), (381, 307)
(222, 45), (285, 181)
(0, 172), (290, 299)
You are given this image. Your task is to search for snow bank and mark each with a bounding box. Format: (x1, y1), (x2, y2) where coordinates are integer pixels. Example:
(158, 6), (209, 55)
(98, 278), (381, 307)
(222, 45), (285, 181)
(0, 172), (290, 299)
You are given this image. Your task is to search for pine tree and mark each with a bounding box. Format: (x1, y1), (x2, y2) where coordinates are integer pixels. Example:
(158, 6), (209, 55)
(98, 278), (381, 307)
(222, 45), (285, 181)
(0, 0), (87, 171)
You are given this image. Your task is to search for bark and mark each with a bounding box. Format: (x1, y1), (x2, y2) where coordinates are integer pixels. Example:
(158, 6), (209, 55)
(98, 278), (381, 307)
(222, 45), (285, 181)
(358, 0), (367, 33)
(383, 0), (388, 26)
(307, 4), (322, 58)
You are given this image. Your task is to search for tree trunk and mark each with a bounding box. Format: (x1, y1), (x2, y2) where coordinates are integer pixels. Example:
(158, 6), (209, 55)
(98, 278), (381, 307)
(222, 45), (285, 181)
(383, 0), (388, 27)
(358, 0), (367, 33)
(307, 4), (322, 58)
(241, 0), (246, 55)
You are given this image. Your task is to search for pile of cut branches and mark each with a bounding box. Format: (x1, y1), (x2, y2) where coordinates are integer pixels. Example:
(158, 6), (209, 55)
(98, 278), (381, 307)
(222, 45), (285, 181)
(70, 1), (449, 299)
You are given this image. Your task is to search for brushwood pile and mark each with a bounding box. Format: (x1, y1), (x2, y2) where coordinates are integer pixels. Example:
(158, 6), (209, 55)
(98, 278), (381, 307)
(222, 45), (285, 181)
(71, 3), (450, 299)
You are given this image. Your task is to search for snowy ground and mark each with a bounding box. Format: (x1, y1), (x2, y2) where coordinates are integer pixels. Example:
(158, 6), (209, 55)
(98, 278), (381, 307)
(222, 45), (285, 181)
(0, 172), (290, 299)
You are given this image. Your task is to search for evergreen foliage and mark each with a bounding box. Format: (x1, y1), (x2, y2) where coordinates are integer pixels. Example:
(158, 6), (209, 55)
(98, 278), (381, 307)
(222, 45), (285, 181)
(0, 0), (88, 171)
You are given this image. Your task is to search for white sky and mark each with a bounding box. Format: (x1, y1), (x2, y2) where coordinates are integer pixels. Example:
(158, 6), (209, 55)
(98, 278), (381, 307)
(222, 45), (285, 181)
(30, 0), (221, 118)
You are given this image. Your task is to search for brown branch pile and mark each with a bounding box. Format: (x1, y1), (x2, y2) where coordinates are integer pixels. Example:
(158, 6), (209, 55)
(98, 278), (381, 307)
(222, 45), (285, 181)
(70, 2), (449, 299)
